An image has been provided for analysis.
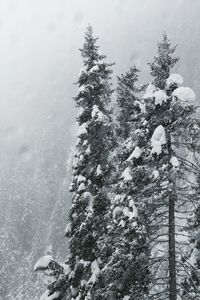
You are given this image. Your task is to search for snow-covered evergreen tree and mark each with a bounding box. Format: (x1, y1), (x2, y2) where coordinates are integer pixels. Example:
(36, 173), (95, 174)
(66, 24), (114, 299)
(35, 25), (114, 300)
(115, 66), (142, 140)
(91, 67), (150, 300)
(149, 33), (178, 90)
(141, 34), (200, 300)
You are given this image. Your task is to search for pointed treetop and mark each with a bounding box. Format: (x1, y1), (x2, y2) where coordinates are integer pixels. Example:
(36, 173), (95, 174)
(80, 25), (106, 69)
(149, 33), (179, 89)
(117, 66), (140, 91)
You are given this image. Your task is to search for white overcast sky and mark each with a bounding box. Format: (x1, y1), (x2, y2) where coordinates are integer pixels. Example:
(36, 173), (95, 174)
(0, 0), (200, 134)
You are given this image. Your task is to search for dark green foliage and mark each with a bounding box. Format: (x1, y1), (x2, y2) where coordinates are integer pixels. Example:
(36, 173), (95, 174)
(116, 66), (142, 139)
(94, 66), (151, 300)
(65, 25), (114, 299)
(149, 33), (178, 89)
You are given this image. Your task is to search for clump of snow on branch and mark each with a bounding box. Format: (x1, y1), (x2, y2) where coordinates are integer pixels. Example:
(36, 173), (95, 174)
(65, 222), (71, 235)
(166, 73), (184, 88)
(113, 206), (122, 218)
(85, 146), (91, 154)
(121, 167), (132, 181)
(96, 164), (102, 176)
(128, 197), (138, 218)
(153, 90), (167, 106)
(78, 123), (88, 136)
(143, 83), (156, 99)
(78, 182), (86, 192)
(84, 192), (94, 211)
(39, 290), (60, 300)
(79, 68), (86, 78)
(170, 156), (179, 168)
(78, 85), (87, 94)
(151, 125), (167, 155)
(34, 256), (53, 271)
(78, 107), (84, 117)
(172, 87), (196, 103)
(88, 260), (100, 284)
(152, 170), (159, 179)
(123, 296), (130, 300)
(123, 206), (136, 220)
(89, 65), (99, 73)
(188, 248), (199, 267)
(112, 194), (126, 204)
(77, 175), (86, 183)
(92, 105), (108, 122)
(127, 146), (141, 161)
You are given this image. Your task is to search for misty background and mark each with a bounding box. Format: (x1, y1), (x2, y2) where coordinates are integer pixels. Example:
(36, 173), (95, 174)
(1, 0), (200, 299)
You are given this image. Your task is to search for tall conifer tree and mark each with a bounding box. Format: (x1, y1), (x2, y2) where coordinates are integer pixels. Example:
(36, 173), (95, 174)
(93, 67), (150, 300)
(35, 25), (114, 300)
(142, 34), (200, 300)
(66, 25), (114, 300)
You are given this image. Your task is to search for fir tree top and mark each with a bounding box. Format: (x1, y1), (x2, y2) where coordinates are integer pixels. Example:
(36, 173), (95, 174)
(80, 25), (106, 70)
(116, 66), (141, 140)
(117, 66), (140, 91)
(149, 33), (179, 89)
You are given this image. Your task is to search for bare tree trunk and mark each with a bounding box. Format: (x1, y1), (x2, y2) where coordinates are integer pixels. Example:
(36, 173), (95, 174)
(167, 129), (177, 300)
(169, 192), (177, 300)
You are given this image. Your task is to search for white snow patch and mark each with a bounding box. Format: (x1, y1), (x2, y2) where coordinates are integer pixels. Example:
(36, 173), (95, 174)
(129, 198), (134, 208)
(151, 125), (167, 155)
(92, 105), (100, 118)
(79, 68), (86, 78)
(121, 167), (132, 181)
(152, 170), (159, 179)
(143, 83), (156, 99)
(34, 256), (52, 270)
(88, 260), (100, 284)
(172, 87), (196, 103)
(65, 223), (71, 235)
(78, 107), (84, 117)
(62, 263), (71, 275)
(113, 206), (122, 218)
(77, 175), (86, 183)
(124, 137), (134, 151)
(123, 296), (130, 300)
(119, 219), (126, 227)
(79, 259), (90, 267)
(162, 164), (168, 170)
(160, 180), (169, 188)
(96, 164), (102, 176)
(166, 73), (183, 88)
(39, 290), (60, 300)
(189, 248), (199, 267)
(85, 146), (91, 154)
(78, 85), (87, 94)
(143, 119), (148, 126)
(78, 123), (88, 136)
(170, 156), (179, 168)
(153, 90), (167, 106)
(128, 199), (138, 218)
(89, 65), (99, 73)
(92, 105), (108, 122)
(84, 192), (93, 211)
(113, 194), (126, 204)
(127, 146), (141, 161)
(123, 206), (137, 220)
(78, 182), (86, 192)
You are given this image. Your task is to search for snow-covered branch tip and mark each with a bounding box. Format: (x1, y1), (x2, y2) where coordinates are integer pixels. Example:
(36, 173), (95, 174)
(34, 255), (64, 277)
